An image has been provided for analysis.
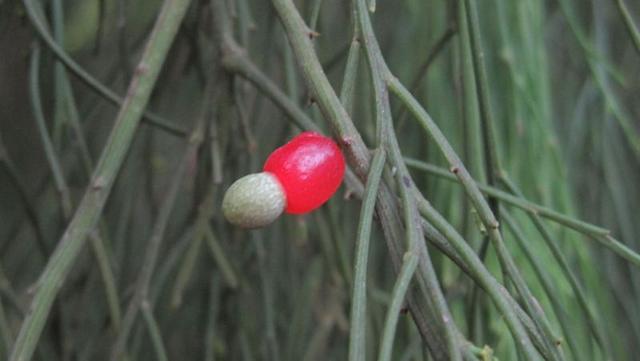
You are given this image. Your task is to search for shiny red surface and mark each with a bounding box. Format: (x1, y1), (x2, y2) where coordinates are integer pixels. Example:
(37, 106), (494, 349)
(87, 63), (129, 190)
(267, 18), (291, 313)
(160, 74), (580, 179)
(263, 132), (345, 214)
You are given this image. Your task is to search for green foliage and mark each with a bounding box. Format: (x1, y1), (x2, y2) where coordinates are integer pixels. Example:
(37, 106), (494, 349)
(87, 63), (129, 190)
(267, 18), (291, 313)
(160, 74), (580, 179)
(0, 0), (639, 360)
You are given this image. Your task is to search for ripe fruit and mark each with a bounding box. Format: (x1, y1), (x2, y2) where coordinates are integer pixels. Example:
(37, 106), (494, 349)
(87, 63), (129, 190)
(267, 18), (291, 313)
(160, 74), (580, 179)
(222, 131), (345, 228)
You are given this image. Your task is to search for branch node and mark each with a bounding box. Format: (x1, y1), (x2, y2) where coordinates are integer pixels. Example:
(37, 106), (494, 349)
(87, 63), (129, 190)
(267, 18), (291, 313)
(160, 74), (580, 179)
(135, 63), (149, 75)
(402, 175), (412, 188)
(307, 30), (320, 39)
(92, 176), (107, 190)
(339, 136), (356, 149)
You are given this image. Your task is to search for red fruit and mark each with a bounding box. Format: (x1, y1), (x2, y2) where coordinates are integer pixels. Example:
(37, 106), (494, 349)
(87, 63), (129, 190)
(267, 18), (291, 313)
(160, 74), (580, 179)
(264, 131), (345, 214)
(222, 132), (345, 228)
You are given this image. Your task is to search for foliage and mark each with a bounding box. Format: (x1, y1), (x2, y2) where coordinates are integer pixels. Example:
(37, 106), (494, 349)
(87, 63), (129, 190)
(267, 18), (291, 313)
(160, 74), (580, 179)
(0, 0), (639, 360)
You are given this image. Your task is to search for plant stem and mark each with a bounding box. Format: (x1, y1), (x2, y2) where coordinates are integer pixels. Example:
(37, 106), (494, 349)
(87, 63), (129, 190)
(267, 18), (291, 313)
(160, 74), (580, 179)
(270, 0), (371, 176)
(355, 0), (463, 358)
(170, 184), (218, 307)
(223, 52), (319, 132)
(203, 224), (239, 289)
(0, 134), (49, 258)
(377, 252), (419, 361)
(461, 0), (503, 214)
(110, 71), (211, 361)
(141, 301), (169, 361)
(270, 0), (449, 357)
(30, 41), (123, 336)
(502, 211), (584, 361)
(9, 1), (192, 359)
(415, 198), (544, 360)
(501, 175), (609, 355)
(613, 0), (640, 56)
(21, 0), (189, 138)
(394, 27), (456, 130)
(404, 158), (640, 268)
(348, 147), (386, 361)
(29, 44), (73, 218)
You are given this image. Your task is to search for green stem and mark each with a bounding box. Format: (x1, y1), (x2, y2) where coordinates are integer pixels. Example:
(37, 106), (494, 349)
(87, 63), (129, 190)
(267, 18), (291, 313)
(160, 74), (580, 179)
(377, 252), (419, 361)
(268, 1), (494, 359)
(50, 2), (123, 332)
(29, 44), (73, 218)
(394, 27), (456, 130)
(386, 76), (500, 235)
(339, 38), (361, 116)
(0, 134), (49, 258)
(271, 0), (371, 176)
(387, 72), (554, 360)
(500, 175), (609, 355)
(404, 158), (640, 268)
(222, 52), (319, 132)
(419, 217), (577, 361)
(255, 237), (281, 361)
(355, 0), (463, 358)
(9, 1), (192, 359)
(203, 224), (239, 289)
(309, 0), (324, 31)
(204, 276), (221, 361)
(141, 301), (169, 361)
(461, 0), (503, 209)
(502, 211), (584, 361)
(31, 41), (123, 336)
(613, 0), (640, 57)
(21, 0), (189, 138)
(0, 296), (12, 354)
(110, 71), (210, 361)
(51, 0), (66, 148)
(415, 198), (543, 361)
(170, 184), (218, 308)
(348, 147), (386, 361)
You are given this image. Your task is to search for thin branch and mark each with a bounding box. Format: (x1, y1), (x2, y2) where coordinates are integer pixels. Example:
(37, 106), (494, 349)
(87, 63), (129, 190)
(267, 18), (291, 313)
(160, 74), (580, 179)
(203, 224), (239, 289)
(461, 0), (503, 211)
(110, 73), (212, 361)
(404, 158), (640, 268)
(170, 183), (218, 308)
(613, 0), (640, 56)
(270, 0), (371, 175)
(415, 198), (546, 361)
(29, 44), (73, 218)
(501, 175), (609, 355)
(394, 27), (456, 128)
(348, 147), (386, 361)
(382, 76), (544, 359)
(10, 1), (193, 359)
(502, 211), (585, 361)
(377, 251), (419, 361)
(141, 301), (169, 361)
(0, 134), (49, 258)
(355, 0), (463, 358)
(21, 0), (189, 138)
(269, 1), (449, 358)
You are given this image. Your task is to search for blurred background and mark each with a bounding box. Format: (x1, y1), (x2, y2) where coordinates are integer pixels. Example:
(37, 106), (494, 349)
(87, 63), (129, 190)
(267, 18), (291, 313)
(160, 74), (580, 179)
(0, 0), (639, 360)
